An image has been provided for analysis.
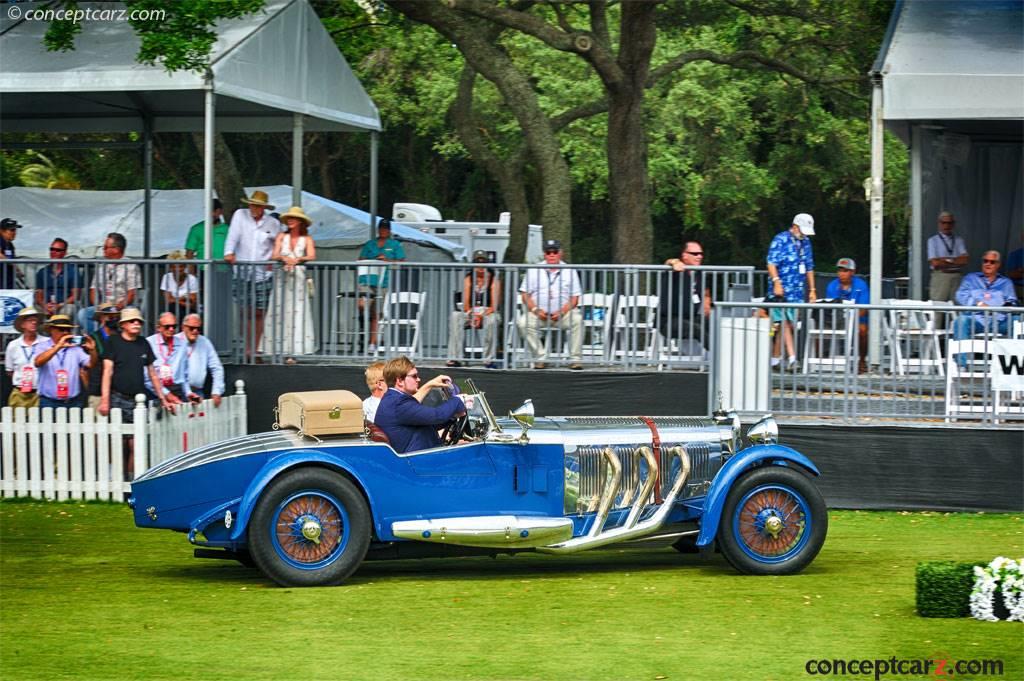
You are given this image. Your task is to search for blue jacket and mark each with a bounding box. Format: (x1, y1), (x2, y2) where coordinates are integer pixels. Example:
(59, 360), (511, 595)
(374, 388), (465, 453)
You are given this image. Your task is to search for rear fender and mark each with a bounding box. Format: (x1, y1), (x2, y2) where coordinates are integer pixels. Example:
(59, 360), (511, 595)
(229, 451), (371, 543)
(696, 444), (819, 547)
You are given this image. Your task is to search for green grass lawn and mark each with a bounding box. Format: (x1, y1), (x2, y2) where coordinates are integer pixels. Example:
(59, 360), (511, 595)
(1, 502), (1021, 681)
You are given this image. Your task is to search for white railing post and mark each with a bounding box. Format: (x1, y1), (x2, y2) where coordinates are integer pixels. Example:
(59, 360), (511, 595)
(40, 407), (55, 500)
(234, 379), (247, 439)
(133, 394), (147, 483)
(1, 406), (14, 497)
(14, 407), (28, 497)
(55, 407), (69, 501)
(68, 407), (83, 500)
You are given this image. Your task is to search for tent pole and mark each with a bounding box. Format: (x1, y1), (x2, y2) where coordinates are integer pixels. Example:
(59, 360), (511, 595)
(292, 113), (304, 207)
(203, 87), (215, 325)
(143, 117), (153, 258)
(910, 125), (923, 300)
(868, 73), (884, 368)
(369, 130), (379, 239)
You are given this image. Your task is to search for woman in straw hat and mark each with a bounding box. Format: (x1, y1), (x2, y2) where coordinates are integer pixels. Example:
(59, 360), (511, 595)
(260, 206), (316, 362)
(4, 307), (45, 408)
(160, 250), (199, 317)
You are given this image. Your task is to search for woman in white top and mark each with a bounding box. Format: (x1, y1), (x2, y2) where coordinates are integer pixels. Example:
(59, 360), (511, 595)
(260, 206), (317, 362)
(160, 251), (199, 316)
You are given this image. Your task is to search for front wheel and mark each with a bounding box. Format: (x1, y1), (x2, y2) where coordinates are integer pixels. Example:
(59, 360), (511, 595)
(717, 466), (827, 575)
(249, 468), (370, 587)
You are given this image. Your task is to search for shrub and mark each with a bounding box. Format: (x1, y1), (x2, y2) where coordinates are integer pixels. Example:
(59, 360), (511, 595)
(916, 561), (985, 618)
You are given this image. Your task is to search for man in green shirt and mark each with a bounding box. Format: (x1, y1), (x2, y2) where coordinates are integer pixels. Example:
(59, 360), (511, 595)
(184, 198), (228, 259)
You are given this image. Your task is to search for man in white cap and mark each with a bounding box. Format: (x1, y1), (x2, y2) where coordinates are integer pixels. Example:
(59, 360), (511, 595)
(224, 190), (282, 361)
(766, 213), (818, 370)
(4, 307), (45, 408)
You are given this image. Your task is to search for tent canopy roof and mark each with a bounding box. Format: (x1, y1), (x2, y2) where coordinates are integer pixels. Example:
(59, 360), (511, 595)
(875, 0), (1024, 122)
(0, 0), (380, 133)
(0, 186), (465, 261)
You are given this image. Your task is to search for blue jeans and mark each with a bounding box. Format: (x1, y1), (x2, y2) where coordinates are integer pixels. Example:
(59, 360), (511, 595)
(39, 395), (84, 409)
(952, 314), (1008, 341)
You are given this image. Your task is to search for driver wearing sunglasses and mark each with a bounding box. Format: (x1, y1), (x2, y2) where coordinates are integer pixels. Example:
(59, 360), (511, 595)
(373, 356), (467, 453)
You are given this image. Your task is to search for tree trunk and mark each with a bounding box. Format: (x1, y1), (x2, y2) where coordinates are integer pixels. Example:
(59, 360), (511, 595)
(605, 3), (656, 264)
(450, 66), (533, 263)
(388, 1), (574, 259)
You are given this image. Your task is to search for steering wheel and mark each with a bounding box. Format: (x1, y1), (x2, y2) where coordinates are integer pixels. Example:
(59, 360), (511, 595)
(440, 413), (469, 446)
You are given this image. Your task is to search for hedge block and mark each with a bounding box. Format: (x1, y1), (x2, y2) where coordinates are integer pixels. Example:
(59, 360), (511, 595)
(916, 561), (985, 618)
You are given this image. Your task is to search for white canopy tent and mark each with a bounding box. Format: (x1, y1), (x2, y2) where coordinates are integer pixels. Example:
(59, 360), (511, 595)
(0, 0), (385, 316)
(870, 0), (1024, 302)
(0, 186), (466, 261)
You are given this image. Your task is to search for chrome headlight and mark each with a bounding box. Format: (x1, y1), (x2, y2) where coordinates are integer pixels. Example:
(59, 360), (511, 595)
(746, 415), (778, 446)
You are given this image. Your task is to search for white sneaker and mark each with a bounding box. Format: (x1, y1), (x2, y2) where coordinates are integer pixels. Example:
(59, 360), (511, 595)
(368, 344), (377, 354)
(770, 357), (781, 368)
(786, 356), (798, 371)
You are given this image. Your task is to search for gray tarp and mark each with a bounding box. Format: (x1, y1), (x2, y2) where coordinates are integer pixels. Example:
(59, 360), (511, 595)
(0, 186), (465, 261)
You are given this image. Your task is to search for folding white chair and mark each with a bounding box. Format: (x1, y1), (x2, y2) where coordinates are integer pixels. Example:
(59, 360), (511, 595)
(802, 302), (857, 374)
(610, 294), (660, 362)
(377, 291), (426, 359)
(945, 339), (1001, 422)
(883, 299), (944, 376)
(579, 292), (615, 362)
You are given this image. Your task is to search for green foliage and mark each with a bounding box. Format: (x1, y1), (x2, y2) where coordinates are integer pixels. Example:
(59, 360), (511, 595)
(916, 560), (987, 618)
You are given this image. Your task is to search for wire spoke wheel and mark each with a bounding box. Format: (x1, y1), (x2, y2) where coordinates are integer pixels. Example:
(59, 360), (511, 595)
(249, 468), (370, 587)
(718, 466), (827, 575)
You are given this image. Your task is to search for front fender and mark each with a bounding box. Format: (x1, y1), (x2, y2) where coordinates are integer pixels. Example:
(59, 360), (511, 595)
(229, 450), (371, 543)
(696, 444), (819, 547)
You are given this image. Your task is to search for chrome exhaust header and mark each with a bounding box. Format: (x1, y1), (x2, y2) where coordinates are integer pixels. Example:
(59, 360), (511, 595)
(539, 446), (691, 554)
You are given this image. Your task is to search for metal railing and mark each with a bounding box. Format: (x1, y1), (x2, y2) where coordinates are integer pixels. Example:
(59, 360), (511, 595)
(710, 300), (1024, 424)
(2, 258), (755, 371)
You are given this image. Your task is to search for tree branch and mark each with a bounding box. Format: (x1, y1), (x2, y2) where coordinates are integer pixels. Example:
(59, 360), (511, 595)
(649, 48), (862, 87)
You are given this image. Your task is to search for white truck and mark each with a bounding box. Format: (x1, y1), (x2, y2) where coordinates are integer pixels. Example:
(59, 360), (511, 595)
(392, 203), (544, 263)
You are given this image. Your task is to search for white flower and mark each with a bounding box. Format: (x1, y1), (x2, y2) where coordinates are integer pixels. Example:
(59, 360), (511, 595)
(971, 556), (1024, 622)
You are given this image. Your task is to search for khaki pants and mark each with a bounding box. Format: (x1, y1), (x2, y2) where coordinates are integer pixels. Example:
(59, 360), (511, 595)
(517, 309), (583, 362)
(7, 389), (39, 409)
(929, 271), (963, 303)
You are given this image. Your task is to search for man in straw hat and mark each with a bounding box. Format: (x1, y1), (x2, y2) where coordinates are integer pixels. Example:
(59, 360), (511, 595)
(34, 314), (97, 409)
(4, 307), (45, 407)
(224, 190), (282, 361)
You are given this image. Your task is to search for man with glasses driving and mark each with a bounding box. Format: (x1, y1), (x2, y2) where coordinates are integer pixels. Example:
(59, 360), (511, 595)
(373, 356), (466, 453)
(34, 237), (83, 317)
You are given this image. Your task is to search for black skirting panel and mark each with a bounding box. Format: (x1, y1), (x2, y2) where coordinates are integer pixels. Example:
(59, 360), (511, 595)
(229, 364), (1022, 512)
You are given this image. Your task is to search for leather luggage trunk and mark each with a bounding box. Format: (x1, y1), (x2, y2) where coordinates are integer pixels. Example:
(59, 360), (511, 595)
(276, 390), (363, 436)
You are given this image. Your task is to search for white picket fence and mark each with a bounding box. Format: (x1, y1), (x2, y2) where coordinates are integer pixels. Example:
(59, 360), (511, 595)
(0, 380), (247, 501)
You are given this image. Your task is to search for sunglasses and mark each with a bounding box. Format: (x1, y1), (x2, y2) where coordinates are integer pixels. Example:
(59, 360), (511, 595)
(124, 319), (142, 324)
(50, 247), (67, 253)
(940, 220), (955, 224)
(544, 250), (560, 255)
(159, 324), (177, 330)
(982, 259), (1000, 264)
(685, 251), (704, 256)
(405, 372), (420, 380)
(182, 324), (202, 331)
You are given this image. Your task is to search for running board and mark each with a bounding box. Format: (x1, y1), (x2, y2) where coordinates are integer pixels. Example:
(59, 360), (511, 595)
(538, 446), (691, 554)
(391, 515), (574, 548)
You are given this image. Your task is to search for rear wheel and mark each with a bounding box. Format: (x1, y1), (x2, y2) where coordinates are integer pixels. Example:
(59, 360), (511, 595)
(717, 466), (826, 575)
(249, 468), (370, 587)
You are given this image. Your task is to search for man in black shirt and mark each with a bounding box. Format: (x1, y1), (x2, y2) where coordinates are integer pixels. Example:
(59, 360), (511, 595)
(85, 302), (121, 410)
(99, 307), (178, 422)
(659, 238), (712, 347)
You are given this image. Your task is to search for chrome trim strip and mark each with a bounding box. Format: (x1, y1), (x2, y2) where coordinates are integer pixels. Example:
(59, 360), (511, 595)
(391, 515), (574, 548)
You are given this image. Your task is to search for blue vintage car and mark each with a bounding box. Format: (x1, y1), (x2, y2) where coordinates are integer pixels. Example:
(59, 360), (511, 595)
(130, 383), (827, 587)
